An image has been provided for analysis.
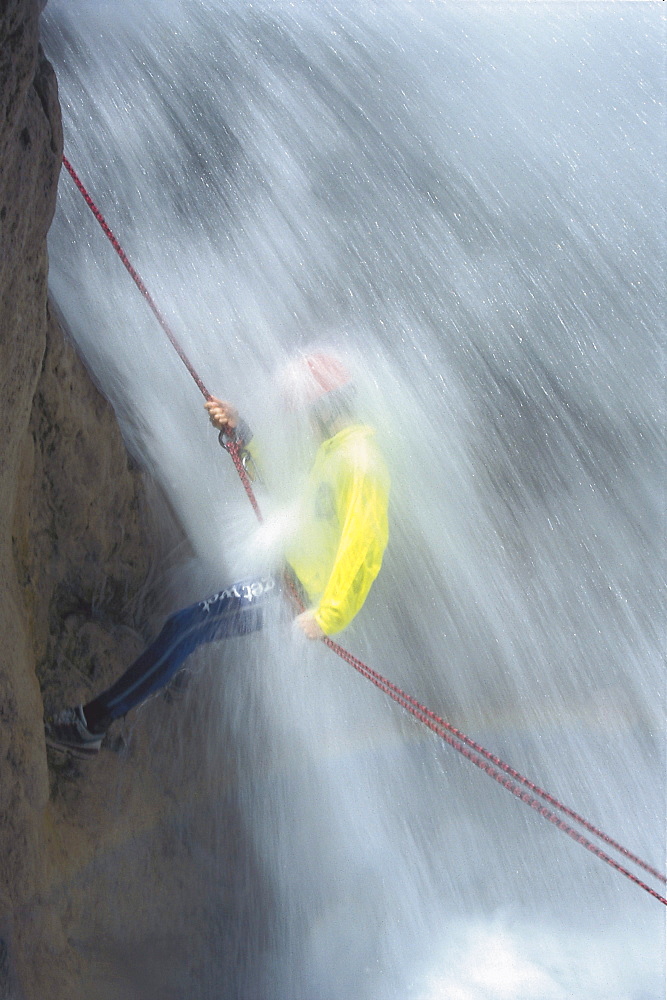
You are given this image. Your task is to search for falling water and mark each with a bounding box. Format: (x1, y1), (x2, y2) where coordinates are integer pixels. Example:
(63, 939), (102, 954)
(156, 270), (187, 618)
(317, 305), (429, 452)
(43, 1), (664, 997)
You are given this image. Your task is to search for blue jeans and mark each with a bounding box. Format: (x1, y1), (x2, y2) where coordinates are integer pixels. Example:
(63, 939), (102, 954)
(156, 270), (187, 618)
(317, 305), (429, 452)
(83, 575), (280, 730)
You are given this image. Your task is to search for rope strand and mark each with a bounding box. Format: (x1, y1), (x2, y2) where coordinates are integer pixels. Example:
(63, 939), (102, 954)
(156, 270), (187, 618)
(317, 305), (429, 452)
(62, 153), (666, 906)
(326, 636), (666, 904)
(328, 638), (666, 885)
(62, 157), (212, 401)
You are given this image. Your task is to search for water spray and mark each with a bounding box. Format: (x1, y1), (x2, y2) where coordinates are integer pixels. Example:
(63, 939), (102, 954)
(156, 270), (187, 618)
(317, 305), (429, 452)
(60, 153), (666, 907)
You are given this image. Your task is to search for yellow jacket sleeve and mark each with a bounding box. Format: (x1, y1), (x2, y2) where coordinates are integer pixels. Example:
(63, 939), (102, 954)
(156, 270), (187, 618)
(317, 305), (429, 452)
(314, 451), (389, 635)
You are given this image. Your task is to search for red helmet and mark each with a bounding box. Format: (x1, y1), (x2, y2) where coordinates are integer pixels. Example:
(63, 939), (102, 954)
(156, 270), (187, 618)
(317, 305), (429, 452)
(279, 352), (352, 410)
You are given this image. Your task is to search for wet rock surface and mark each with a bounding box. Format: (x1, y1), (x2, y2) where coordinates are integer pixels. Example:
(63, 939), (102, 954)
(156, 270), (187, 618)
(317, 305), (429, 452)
(1, 6), (248, 998)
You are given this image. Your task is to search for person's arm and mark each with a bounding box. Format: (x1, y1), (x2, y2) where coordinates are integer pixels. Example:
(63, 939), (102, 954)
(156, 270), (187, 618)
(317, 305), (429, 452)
(297, 445), (389, 638)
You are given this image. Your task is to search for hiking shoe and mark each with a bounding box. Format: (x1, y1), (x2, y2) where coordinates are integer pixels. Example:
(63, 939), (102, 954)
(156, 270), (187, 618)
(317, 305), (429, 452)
(45, 706), (104, 759)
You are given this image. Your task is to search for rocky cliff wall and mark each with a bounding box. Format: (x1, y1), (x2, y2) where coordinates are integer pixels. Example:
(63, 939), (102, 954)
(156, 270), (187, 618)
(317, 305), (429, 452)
(1, 2), (66, 993)
(0, 5), (242, 998)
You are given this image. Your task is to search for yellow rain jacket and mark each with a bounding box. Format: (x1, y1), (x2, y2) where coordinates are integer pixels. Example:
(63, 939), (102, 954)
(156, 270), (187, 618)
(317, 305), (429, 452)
(284, 424), (390, 635)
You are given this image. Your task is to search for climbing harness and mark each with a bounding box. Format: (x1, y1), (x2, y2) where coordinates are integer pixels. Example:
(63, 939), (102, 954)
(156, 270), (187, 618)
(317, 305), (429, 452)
(61, 155), (666, 907)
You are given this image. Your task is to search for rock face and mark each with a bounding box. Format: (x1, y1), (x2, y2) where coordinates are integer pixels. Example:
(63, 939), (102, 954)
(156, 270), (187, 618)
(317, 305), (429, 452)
(1, 7), (254, 998)
(1, 3), (66, 995)
(0, 4), (208, 998)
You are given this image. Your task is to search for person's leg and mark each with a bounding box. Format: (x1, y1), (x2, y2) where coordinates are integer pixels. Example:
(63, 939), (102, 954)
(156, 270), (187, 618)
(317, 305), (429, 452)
(46, 576), (278, 754)
(84, 576), (278, 729)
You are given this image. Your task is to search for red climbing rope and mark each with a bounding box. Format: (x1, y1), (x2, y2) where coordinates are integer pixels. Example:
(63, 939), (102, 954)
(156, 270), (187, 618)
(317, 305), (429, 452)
(61, 153), (666, 906)
(328, 640), (666, 886)
(62, 157), (212, 401)
(62, 157), (263, 519)
(221, 437), (264, 522)
(325, 636), (667, 905)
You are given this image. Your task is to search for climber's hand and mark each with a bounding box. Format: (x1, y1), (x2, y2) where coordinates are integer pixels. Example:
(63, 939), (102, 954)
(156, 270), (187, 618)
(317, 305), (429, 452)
(205, 397), (238, 436)
(294, 609), (325, 641)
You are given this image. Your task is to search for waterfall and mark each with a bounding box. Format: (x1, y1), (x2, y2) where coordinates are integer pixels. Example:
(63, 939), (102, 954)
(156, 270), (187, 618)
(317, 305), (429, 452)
(43, 2), (664, 997)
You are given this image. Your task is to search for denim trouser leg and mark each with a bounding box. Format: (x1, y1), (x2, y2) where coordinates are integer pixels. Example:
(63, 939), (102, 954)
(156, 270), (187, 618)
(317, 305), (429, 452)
(83, 576), (279, 728)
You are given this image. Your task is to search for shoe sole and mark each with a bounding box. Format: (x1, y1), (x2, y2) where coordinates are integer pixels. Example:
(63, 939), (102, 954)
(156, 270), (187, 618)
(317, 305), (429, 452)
(45, 736), (102, 759)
